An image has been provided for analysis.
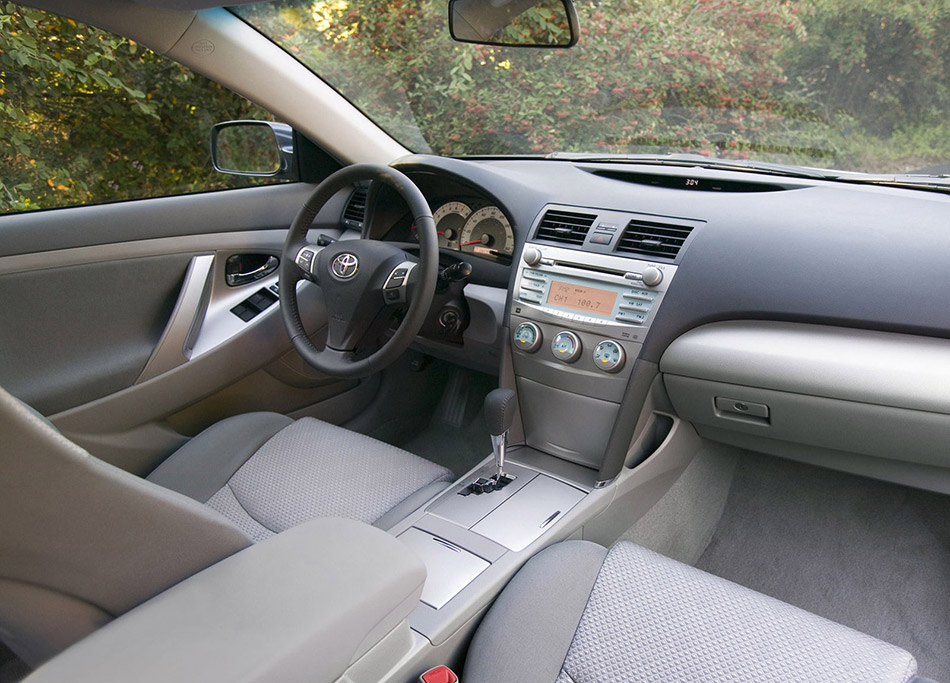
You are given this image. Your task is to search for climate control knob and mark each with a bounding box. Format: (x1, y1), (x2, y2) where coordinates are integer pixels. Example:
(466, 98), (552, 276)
(642, 266), (663, 287)
(593, 340), (626, 373)
(513, 322), (542, 353)
(522, 247), (542, 266)
(551, 331), (582, 363)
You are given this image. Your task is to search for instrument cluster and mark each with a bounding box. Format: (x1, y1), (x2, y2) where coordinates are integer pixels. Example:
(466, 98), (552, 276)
(412, 201), (515, 261)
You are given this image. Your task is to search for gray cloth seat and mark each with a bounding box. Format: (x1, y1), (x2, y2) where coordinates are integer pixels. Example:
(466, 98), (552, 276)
(146, 412), (454, 540)
(0, 386), (452, 668)
(466, 540), (924, 683)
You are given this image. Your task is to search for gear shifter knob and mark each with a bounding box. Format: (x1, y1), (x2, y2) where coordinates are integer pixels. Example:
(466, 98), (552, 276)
(484, 388), (517, 437)
(485, 388), (516, 483)
(459, 389), (518, 495)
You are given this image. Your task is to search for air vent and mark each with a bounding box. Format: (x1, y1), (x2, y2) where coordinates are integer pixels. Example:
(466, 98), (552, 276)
(617, 220), (694, 259)
(535, 209), (597, 246)
(341, 186), (368, 228)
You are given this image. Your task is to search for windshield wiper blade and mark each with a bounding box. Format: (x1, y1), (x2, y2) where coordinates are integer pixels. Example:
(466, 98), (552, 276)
(839, 174), (950, 192)
(545, 152), (837, 180)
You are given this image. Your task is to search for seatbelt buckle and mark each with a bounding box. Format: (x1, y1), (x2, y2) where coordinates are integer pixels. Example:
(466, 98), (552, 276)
(419, 665), (458, 683)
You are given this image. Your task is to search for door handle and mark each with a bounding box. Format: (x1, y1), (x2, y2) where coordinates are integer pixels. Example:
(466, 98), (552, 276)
(225, 254), (279, 287)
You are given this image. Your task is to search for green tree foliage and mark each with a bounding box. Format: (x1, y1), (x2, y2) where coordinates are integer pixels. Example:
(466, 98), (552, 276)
(239, 0), (950, 171)
(3, 0), (950, 215)
(243, 0), (827, 161)
(0, 3), (273, 213)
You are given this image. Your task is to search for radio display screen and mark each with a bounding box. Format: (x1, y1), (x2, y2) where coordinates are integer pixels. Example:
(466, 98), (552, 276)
(546, 281), (617, 315)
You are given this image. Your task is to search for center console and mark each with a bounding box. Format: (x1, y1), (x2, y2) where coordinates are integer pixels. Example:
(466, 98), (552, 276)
(379, 204), (699, 672)
(510, 204), (689, 472)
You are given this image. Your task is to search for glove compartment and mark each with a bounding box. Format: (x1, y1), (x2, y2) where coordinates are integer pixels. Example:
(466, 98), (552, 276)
(660, 321), (950, 492)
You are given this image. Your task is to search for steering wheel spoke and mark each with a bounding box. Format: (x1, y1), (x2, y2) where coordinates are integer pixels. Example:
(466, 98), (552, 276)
(279, 164), (438, 379)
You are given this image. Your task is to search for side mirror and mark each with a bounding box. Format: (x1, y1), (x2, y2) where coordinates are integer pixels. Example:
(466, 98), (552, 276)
(449, 0), (579, 48)
(210, 121), (297, 179)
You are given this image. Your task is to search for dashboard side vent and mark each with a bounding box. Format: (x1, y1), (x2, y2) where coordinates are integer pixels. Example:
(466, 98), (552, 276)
(617, 220), (694, 259)
(341, 186), (368, 229)
(535, 209), (597, 246)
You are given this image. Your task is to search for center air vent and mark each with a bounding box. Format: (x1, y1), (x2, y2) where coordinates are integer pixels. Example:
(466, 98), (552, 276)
(341, 186), (368, 229)
(535, 209), (596, 246)
(617, 220), (694, 260)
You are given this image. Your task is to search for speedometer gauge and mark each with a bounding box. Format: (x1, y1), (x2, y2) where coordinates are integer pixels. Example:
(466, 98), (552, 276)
(432, 201), (471, 249)
(459, 206), (514, 258)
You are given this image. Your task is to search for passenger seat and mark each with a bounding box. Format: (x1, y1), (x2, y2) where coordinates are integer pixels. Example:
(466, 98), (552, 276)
(464, 541), (933, 683)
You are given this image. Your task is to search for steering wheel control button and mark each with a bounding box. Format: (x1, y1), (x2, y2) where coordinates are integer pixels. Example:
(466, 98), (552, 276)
(330, 252), (359, 280)
(593, 340), (626, 373)
(513, 322), (542, 353)
(551, 331), (582, 363)
(642, 266), (664, 286)
(295, 247), (316, 273)
(382, 261), (416, 304)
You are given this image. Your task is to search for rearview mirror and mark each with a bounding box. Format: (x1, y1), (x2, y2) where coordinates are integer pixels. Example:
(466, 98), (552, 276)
(210, 120), (296, 179)
(449, 0), (579, 48)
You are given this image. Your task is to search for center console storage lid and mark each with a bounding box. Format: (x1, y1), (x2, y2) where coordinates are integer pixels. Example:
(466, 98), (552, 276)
(26, 518), (426, 683)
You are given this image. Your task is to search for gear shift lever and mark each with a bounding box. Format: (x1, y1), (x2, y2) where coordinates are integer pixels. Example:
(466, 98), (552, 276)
(461, 388), (517, 495)
(485, 388), (516, 481)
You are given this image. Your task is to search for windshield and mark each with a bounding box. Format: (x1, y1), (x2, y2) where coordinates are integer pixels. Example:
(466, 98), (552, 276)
(234, 0), (950, 175)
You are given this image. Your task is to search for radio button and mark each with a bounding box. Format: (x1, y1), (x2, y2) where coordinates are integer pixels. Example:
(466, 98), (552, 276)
(624, 289), (658, 301)
(620, 302), (652, 313)
(593, 340), (626, 373)
(521, 283), (546, 293)
(616, 311), (648, 324)
(551, 331), (582, 363)
(519, 290), (544, 303)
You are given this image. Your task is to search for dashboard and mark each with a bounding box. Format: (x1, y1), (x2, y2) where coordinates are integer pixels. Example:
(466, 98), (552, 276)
(347, 153), (950, 495)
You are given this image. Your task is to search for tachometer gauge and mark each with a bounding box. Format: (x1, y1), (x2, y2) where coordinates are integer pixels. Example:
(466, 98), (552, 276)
(432, 201), (471, 249)
(459, 206), (514, 258)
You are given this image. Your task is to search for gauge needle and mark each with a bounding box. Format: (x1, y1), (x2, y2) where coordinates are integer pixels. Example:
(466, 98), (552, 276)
(461, 239), (482, 246)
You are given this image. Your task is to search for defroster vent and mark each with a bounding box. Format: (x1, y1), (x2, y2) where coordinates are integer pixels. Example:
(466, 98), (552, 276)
(617, 219), (693, 260)
(535, 209), (596, 246)
(342, 186), (368, 229)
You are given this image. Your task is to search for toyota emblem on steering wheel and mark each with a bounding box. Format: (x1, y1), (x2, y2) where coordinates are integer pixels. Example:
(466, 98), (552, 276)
(331, 253), (359, 280)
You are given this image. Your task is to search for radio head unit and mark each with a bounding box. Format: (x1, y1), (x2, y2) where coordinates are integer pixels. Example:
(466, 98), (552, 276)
(512, 243), (677, 345)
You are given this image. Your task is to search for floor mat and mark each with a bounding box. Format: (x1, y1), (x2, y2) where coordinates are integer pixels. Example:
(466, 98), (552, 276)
(398, 367), (496, 476)
(696, 454), (950, 681)
(617, 445), (737, 565)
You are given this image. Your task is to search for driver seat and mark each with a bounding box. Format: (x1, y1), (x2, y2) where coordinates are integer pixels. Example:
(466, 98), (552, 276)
(0, 385), (453, 668)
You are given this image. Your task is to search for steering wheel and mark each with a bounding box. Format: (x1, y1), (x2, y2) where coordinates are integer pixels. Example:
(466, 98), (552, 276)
(279, 164), (438, 379)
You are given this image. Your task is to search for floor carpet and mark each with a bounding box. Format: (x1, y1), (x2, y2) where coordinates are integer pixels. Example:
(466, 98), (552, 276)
(695, 454), (950, 681)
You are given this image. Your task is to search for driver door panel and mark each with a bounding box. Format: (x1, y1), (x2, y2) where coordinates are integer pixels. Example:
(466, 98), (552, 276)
(0, 184), (366, 475)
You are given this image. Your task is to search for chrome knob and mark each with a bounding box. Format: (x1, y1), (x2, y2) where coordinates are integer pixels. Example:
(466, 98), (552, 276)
(642, 266), (663, 287)
(522, 247), (542, 266)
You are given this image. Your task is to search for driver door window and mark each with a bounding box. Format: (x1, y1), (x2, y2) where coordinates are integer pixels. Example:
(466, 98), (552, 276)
(0, 5), (279, 215)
